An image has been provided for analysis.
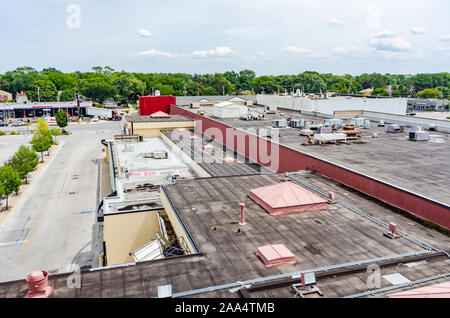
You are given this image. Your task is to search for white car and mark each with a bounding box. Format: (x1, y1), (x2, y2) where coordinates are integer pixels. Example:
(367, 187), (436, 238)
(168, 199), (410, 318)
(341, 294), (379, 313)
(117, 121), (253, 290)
(92, 116), (99, 122)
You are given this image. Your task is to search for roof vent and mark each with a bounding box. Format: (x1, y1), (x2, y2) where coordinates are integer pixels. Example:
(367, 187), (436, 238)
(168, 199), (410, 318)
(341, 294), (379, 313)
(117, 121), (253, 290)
(222, 157), (236, 164)
(25, 271), (53, 298)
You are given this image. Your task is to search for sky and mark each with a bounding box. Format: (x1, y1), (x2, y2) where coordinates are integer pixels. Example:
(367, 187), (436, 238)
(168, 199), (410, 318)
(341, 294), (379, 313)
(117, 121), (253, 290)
(1, 0), (449, 75)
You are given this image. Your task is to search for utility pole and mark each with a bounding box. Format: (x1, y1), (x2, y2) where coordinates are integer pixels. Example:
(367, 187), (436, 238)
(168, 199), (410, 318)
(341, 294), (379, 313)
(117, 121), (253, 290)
(222, 85), (225, 96)
(37, 87), (40, 103)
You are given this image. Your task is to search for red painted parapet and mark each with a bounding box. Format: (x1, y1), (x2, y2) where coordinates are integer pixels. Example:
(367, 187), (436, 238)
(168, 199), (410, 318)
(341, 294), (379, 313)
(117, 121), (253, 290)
(139, 96), (176, 116)
(170, 105), (450, 230)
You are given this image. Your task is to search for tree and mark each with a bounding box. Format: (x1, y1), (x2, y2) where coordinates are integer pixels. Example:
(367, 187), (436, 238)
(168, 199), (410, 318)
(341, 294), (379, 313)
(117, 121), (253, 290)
(49, 127), (62, 143)
(252, 76), (279, 94)
(55, 109), (68, 131)
(27, 79), (58, 102)
(372, 88), (389, 96)
(209, 74), (234, 95)
(113, 73), (146, 103)
(6, 145), (39, 183)
(418, 88), (440, 99)
(30, 133), (52, 162)
(81, 79), (117, 104)
(0, 165), (22, 209)
(59, 89), (75, 101)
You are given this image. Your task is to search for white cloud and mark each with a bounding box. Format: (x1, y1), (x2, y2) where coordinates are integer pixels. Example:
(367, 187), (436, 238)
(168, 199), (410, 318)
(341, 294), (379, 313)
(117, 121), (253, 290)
(369, 32), (411, 52)
(133, 49), (179, 58)
(332, 46), (368, 55)
(133, 46), (237, 59)
(137, 28), (152, 38)
(366, 4), (381, 29)
(411, 26), (426, 34)
(191, 46), (237, 58)
(329, 18), (343, 26)
(440, 35), (450, 42)
(373, 30), (398, 38)
(224, 26), (270, 38)
(284, 46), (329, 57)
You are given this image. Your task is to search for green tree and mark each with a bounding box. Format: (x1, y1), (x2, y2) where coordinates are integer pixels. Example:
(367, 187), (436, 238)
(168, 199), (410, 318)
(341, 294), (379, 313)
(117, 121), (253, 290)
(49, 127), (62, 143)
(372, 88), (389, 96)
(30, 132), (52, 162)
(113, 73), (146, 103)
(81, 79), (117, 104)
(209, 74), (234, 95)
(0, 165), (22, 209)
(59, 89), (75, 101)
(55, 109), (68, 131)
(252, 76), (279, 94)
(27, 79), (58, 102)
(418, 88), (440, 99)
(6, 145), (39, 183)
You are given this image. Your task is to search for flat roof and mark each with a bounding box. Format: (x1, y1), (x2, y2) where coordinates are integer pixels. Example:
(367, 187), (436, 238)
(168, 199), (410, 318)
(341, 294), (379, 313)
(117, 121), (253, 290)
(187, 105), (450, 205)
(0, 172), (449, 298)
(161, 129), (263, 177)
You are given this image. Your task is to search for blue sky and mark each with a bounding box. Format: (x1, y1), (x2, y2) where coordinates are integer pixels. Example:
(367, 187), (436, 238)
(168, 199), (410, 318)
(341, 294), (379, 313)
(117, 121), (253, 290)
(1, 0), (449, 75)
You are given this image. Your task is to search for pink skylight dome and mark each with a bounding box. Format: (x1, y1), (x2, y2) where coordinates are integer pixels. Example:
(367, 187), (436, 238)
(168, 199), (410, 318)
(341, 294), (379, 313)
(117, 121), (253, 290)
(249, 181), (328, 215)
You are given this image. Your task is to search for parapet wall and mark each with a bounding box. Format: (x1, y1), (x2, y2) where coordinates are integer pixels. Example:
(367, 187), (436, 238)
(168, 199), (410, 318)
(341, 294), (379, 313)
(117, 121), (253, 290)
(256, 94), (407, 115)
(170, 104), (450, 230)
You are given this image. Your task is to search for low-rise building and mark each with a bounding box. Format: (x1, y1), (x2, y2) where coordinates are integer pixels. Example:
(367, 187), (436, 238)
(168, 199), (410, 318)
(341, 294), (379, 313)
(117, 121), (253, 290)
(0, 90), (13, 102)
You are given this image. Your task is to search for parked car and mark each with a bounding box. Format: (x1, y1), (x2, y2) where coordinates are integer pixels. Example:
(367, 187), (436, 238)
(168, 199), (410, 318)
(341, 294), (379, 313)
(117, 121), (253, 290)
(0, 120), (8, 127)
(71, 116), (78, 122)
(240, 114), (252, 121)
(92, 116), (99, 122)
(11, 120), (24, 126)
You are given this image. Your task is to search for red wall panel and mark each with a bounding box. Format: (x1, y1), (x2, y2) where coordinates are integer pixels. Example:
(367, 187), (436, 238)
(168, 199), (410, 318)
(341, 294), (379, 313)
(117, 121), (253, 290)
(170, 105), (450, 230)
(139, 96), (176, 116)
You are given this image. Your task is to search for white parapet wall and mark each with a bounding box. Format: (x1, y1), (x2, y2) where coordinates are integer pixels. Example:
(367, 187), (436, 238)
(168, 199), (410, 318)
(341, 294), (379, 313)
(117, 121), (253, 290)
(257, 94), (407, 116)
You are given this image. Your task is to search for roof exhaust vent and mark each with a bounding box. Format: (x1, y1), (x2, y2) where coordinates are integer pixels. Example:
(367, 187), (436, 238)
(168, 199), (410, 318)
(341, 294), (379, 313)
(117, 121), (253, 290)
(239, 203), (246, 226)
(25, 271), (53, 298)
(384, 222), (401, 240)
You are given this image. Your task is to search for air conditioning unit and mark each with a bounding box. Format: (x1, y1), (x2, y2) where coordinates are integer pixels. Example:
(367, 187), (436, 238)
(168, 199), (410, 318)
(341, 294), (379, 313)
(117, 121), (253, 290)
(153, 150), (168, 159)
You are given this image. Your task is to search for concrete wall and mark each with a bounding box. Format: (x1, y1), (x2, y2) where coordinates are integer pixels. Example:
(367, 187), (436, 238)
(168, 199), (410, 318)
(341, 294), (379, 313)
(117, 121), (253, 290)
(256, 94), (407, 115)
(126, 121), (195, 138)
(362, 111), (450, 133)
(103, 210), (163, 266)
(160, 190), (197, 254)
(170, 105), (450, 230)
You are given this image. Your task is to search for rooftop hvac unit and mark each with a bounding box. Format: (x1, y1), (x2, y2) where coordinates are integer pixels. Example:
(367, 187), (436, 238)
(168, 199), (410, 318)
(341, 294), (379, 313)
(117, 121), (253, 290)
(272, 120), (288, 128)
(318, 126), (332, 134)
(363, 120), (371, 129)
(386, 124), (404, 133)
(409, 127), (429, 141)
(350, 117), (366, 127)
(323, 119), (343, 129)
(289, 119), (305, 128)
(190, 103), (200, 108)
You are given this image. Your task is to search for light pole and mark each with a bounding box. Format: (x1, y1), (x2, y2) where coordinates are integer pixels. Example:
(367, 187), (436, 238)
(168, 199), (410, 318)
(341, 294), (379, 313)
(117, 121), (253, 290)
(37, 86), (40, 103)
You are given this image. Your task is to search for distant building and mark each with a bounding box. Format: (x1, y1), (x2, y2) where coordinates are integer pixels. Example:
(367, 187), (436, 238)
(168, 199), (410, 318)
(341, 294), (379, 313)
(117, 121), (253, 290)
(0, 90), (13, 102)
(407, 98), (450, 111)
(16, 91), (28, 104)
(360, 88), (373, 96)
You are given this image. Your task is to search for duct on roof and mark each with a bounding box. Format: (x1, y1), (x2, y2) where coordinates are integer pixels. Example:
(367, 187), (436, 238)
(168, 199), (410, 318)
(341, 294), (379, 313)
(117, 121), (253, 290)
(248, 181), (328, 215)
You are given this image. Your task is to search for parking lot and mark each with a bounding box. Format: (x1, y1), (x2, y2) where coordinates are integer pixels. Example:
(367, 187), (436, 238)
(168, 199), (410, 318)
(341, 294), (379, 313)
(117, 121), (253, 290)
(0, 121), (121, 282)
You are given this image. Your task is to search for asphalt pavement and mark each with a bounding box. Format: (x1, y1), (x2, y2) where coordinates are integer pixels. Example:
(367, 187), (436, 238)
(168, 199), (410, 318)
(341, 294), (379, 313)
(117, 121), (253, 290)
(0, 121), (121, 283)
